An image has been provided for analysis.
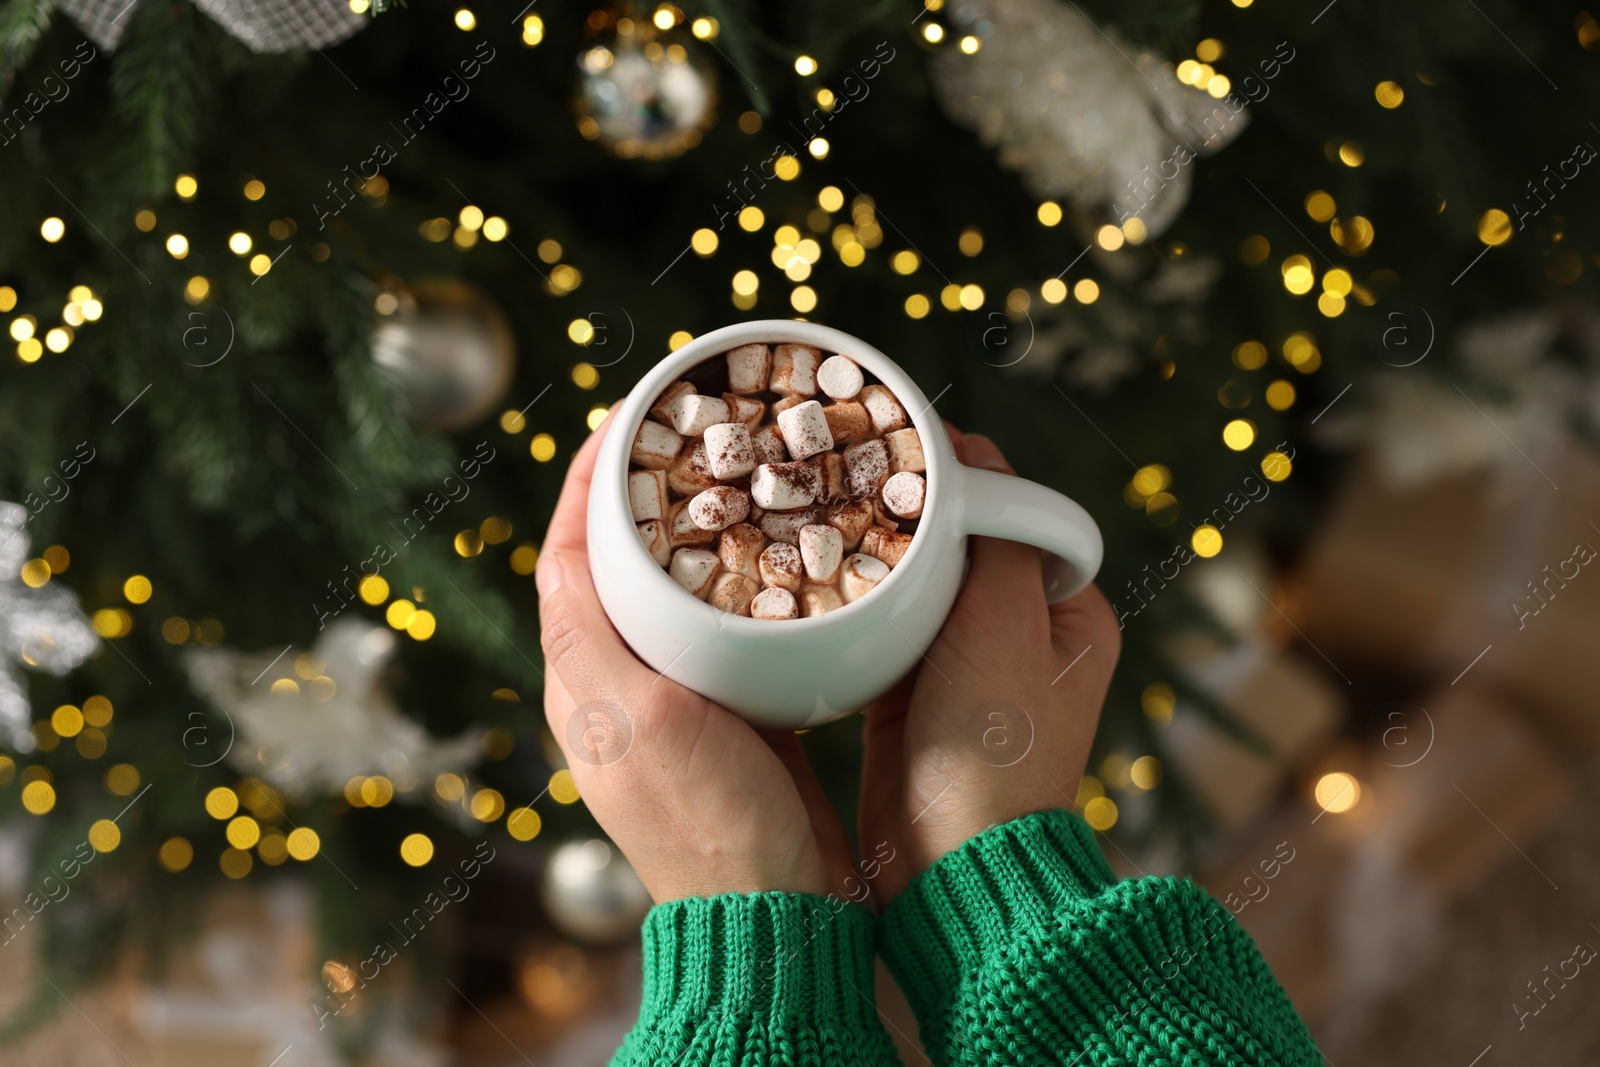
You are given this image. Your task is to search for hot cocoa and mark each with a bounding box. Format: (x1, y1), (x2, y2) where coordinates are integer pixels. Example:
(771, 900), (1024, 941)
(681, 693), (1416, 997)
(627, 342), (926, 619)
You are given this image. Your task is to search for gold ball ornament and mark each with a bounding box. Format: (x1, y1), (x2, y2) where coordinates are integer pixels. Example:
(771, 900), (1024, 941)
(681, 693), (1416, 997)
(372, 279), (516, 432)
(575, 9), (716, 160)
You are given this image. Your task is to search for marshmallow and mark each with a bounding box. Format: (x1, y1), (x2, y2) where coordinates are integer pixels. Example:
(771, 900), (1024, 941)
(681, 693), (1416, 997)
(751, 425), (788, 465)
(799, 582), (844, 617)
(726, 343), (771, 394)
(717, 523), (766, 581)
(637, 519), (670, 566)
(770, 344), (821, 396)
(707, 572), (759, 616)
(822, 401), (871, 444)
(668, 393), (731, 436)
(758, 541), (803, 591)
(881, 471), (925, 519)
(816, 355), (864, 400)
(885, 428), (926, 474)
(759, 507), (822, 545)
(631, 419), (683, 470)
(814, 451), (848, 502)
(722, 393), (766, 433)
(872, 500), (901, 531)
(799, 524), (844, 584)
(628, 469), (669, 522)
(861, 526), (913, 569)
(839, 552), (889, 602)
(650, 380), (694, 423)
(826, 500), (875, 549)
(859, 384), (908, 435)
(668, 548), (720, 599)
(770, 394), (803, 419)
(842, 439), (890, 498)
(668, 498), (717, 548)
(703, 422), (756, 480)
(688, 485), (750, 530)
(776, 400), (834, 461)
(667, 439), (718, 496)
(750, 461), (818, 509)
(750, 587), (799, 620)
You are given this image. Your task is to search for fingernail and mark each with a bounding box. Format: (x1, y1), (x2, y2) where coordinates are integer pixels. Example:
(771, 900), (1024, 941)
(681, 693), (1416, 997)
(964, 434), (1009, 472)
(535, 552), (564, 598)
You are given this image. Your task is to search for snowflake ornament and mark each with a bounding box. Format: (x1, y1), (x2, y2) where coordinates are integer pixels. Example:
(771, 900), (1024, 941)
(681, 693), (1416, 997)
(0, 502), (99, 751)
(184, 618), (483, 801)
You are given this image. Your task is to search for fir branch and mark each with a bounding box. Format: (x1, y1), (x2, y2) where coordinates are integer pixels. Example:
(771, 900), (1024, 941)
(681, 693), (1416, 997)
(0, 0), (52, 86)
(107, 0), (210, 200)
(701, 0), (772, 114)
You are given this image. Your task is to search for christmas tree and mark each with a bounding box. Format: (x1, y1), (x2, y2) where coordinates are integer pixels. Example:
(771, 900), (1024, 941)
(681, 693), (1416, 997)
(1, 0), (1595, 1047)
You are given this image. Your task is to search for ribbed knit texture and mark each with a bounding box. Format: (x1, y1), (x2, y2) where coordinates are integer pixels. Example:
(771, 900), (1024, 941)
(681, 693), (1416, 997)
(879, 808), (1323, 1066)
(611, 810), (1323, 1066)
(609, 891), (903, 1066)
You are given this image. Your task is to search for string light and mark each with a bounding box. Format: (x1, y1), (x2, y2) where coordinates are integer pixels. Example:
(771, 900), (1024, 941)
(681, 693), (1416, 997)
(522, 14), (544, 45)
(507, 807), (542, 841)
(1191, 525), (1223, 558)
(400, 833), (434, 866)
(549, 769), (581, 804)
(454, 8), (476, 30)
(1142, 683), (1175, 727)
(1314, 771), (1360, 813)
(1262, 450), (1292, 482)
(794, 55), (817, 75)
(510, 543), (540, 573)
(174, 174), (197, 200)
(1477, 209), (1511, 246)
(159, 837), (194, 871)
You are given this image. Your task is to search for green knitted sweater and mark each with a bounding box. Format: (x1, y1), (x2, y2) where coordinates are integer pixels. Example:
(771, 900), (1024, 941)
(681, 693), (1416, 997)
(610, 808), (1322, 1066)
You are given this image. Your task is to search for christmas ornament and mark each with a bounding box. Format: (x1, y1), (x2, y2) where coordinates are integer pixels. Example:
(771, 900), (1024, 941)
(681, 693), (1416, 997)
(372, 279), (517, 433)
(931, 0), (1248, 235)
(55, 0), (367, 54)
(183, 618), (482, 802)
(539, 837), (652, 943)
(1322, 310), (1573, 497)
(0, 502), (98, 751)
(575, 9), (716, 160)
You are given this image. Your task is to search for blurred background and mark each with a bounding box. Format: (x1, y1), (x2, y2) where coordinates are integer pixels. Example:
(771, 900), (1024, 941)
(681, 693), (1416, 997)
(1, 0), (1598, 1063)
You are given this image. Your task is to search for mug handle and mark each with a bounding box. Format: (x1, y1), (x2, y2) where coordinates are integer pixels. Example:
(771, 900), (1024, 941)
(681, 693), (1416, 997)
(956, 466), (1104, 603)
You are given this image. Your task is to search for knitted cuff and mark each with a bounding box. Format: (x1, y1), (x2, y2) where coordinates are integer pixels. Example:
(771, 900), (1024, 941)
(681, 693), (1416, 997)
(635, 892), (884, 1035)
(877, 807), (1116, 1020)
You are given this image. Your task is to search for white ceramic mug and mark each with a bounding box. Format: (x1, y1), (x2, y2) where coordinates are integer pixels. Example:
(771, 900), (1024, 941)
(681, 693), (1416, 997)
(586, 320), (1103, 728)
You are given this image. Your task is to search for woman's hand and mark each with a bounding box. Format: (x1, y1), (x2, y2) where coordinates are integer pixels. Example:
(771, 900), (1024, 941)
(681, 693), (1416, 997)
(858, 428), (1121, 907)
(536, 417), (857, 903)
